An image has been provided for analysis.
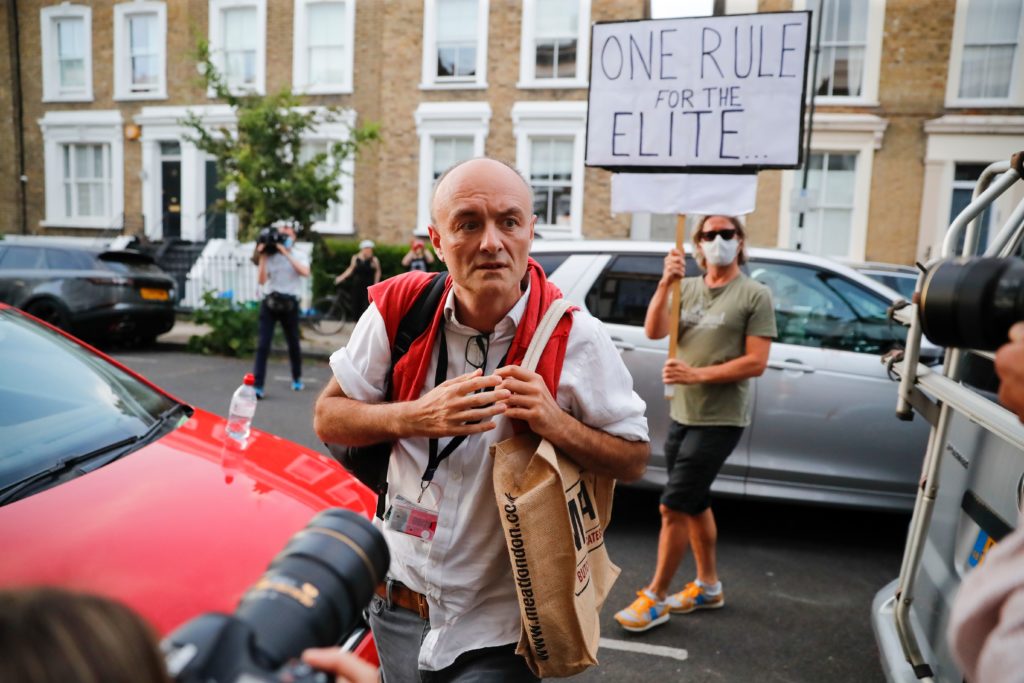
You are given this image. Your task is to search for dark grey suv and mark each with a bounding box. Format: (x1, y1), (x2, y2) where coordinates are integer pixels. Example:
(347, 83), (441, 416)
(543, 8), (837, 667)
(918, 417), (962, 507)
(0, 242), (176, 344)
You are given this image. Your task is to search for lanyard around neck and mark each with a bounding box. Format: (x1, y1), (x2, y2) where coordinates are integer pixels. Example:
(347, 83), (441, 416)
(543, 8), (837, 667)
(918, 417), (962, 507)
(422, 329), (509, 492)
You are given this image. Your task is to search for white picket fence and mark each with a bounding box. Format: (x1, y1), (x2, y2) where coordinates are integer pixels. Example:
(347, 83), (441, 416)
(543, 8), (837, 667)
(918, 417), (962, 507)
(182, 239), (313, 310)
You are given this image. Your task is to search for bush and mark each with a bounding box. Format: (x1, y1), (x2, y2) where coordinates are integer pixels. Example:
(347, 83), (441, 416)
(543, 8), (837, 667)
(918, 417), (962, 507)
(311, 239), (445, 299)
(186, 291), (260, 357)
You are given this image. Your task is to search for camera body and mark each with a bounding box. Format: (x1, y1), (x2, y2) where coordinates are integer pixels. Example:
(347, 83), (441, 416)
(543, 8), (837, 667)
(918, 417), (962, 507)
(163, 614), (329, 683)
(257, 226), (288, 255)
(162, 508), (388, 683)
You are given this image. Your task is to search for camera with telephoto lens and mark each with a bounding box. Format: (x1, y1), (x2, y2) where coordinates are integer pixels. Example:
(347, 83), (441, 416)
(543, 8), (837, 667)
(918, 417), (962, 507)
(161, 508), (389, 683)
(257, 226), (288, 255)
(919, 257), (1024, 351)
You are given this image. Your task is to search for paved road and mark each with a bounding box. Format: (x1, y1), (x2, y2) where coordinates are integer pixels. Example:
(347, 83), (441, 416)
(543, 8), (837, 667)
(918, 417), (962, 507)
(112, 344), (906, 682)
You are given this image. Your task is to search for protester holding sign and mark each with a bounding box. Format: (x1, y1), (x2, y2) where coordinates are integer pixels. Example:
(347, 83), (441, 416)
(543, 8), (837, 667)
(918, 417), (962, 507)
(615, 215), (775, 633)
(315, 158), (649, 681)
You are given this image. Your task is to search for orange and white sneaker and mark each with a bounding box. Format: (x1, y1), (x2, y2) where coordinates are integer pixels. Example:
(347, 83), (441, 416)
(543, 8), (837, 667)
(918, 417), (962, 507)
(614, 589), (670, 632)
(666, 581), (725, 614)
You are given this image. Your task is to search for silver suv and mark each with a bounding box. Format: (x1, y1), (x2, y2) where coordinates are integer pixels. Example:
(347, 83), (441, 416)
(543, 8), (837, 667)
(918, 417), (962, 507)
(533, 241), (938, 512)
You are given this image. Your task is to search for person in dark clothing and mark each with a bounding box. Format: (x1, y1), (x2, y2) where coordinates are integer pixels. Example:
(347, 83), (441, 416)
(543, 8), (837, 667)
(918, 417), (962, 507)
(254, 222), (309, 398)
(401, 238), (435, 272)
(335, 239), (381, 318)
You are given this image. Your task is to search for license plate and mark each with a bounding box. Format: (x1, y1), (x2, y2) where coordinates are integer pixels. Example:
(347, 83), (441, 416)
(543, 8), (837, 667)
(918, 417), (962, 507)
(140, 287), (169, 301)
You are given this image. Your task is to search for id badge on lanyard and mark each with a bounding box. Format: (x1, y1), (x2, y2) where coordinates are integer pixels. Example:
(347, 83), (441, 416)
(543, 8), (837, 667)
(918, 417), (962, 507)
(385, 494), (439, 541)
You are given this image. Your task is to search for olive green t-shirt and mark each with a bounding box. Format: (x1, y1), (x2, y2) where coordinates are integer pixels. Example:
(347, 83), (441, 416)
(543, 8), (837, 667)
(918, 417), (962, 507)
(670, 273), (777, 427)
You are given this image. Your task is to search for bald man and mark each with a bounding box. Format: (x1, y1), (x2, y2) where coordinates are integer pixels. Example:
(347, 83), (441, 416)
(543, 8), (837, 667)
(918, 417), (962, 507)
(315, 158), (649, 682)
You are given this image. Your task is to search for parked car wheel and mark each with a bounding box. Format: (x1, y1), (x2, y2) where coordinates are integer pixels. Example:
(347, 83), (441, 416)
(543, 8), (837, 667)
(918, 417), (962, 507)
(24, 298), (69, 330)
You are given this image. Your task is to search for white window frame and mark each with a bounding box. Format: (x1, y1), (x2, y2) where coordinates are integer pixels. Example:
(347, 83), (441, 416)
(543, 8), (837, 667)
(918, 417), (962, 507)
(293, 0), (355, 95)
(113, 2), (167, 101)
(39, 111), (124, 229)
(511, 101), (587, 238)
(794, 0), (886, 106)
(517, 0), (591, 89)
(301, 107), (357, 235)
(135, 105), (358, 240)
(916, 115), (1024, 260)
(420, 0), (489, 90)
(776, 113), (887, 261)
(946, 0), (1024, 107)
(414, 102), (491, 233)
(208, 0), (267, 96)
(40, 4), (93, 103)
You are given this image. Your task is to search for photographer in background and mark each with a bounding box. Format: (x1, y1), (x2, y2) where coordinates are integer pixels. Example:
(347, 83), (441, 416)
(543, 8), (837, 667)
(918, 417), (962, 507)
(254, 221), (310, 399)
(948, 321), (1024, 683)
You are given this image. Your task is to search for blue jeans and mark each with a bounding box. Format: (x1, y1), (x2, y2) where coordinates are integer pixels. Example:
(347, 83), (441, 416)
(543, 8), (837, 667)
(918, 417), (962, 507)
(368, 593), (539, 683)
(253, 297), (301, 389)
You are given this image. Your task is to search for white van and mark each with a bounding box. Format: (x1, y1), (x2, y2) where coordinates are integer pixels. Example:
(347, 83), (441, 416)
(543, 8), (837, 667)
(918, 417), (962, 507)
(872, 153), (1024, 682)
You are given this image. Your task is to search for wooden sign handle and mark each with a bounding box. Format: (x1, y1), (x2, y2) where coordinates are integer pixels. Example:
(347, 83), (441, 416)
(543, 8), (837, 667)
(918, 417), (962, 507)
(665, 214), (685, 399)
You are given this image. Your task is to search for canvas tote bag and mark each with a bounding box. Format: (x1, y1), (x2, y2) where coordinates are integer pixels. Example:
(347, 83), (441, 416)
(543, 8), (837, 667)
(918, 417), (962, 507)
(490, 298), (620, 678)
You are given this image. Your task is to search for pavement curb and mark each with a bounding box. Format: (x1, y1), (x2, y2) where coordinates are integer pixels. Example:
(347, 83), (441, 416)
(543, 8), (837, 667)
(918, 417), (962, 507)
(157, 321), (349, 362)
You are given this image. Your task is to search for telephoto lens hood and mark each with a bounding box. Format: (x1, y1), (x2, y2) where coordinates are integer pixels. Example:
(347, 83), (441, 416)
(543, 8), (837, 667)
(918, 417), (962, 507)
(920, 257), (1024, 351)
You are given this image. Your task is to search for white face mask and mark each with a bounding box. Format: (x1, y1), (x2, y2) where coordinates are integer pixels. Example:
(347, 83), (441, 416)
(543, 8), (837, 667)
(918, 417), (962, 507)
(702, 235), (740, 266)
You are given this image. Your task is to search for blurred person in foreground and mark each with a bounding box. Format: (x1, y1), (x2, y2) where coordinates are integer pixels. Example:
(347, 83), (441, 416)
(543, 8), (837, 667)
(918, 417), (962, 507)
(614, 215), (776, 633)
(0, 587), (170, 683)
(402, 238), (435, 272)
(254, 221), (310, 398)
(949, 322), (1024, 682)
(314, 157), (649, 681)
(335, 239), (382, 318)
(0, 587), (378, 683)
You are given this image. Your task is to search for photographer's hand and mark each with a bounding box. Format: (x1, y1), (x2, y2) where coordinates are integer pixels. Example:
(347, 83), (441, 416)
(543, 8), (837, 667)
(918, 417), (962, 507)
(995, 322), (1024, 422)
(301, 648), (378, 683)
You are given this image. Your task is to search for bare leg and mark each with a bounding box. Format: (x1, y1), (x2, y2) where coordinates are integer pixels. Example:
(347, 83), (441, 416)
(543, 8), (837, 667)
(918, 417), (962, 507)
(689, 507), (719, 585)
(648, 504), (693, 599)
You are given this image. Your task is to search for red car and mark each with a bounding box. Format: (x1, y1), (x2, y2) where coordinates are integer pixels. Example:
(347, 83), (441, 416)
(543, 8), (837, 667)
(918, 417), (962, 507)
(0, 303), (379, 666)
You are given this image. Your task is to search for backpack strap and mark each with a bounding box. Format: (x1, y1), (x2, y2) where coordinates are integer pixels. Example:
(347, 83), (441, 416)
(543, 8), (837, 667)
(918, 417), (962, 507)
(382, 271), (448, 401)
(371, 271), (447, 518)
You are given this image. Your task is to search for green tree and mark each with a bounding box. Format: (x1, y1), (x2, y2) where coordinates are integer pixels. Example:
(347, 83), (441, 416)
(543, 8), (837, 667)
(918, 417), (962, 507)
(182, 39), (378, 241)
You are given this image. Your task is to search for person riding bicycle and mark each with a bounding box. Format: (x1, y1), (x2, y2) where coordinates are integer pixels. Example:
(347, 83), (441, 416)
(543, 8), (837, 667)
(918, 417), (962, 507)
(335, 239), (381, 318)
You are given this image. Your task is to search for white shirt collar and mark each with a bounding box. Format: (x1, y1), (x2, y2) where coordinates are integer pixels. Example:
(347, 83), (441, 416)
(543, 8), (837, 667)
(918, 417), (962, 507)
(442, 281), (531, 337)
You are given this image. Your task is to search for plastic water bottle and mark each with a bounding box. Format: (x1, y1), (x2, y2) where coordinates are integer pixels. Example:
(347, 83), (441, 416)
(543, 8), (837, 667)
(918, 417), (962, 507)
(226, 373), (257, 441)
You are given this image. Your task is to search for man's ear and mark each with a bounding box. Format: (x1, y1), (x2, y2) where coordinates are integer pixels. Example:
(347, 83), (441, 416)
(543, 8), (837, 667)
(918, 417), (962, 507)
(427, 225), (445, 262)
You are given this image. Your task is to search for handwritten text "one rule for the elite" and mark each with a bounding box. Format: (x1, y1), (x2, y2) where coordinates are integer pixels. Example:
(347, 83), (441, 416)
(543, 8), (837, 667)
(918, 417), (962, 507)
(585, 13), (810, 171)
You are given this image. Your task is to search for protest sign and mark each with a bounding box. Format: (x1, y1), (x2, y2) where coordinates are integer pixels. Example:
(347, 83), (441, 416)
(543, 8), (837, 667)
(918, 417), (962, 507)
(586, 12), (810, 174)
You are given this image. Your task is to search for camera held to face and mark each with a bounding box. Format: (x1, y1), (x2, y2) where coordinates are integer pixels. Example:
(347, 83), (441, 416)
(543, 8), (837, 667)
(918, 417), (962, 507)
(919, 257), (1024, 351)
(257, 226), (289, 255)
(162, 509), (389, 683)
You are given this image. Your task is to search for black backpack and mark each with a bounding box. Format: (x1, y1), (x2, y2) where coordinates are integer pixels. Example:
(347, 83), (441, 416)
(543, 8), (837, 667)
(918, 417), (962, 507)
(325, 272), (448, 518)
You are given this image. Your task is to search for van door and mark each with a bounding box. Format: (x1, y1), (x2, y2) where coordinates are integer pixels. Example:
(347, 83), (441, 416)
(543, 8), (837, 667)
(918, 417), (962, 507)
(746, 259), (929, 510)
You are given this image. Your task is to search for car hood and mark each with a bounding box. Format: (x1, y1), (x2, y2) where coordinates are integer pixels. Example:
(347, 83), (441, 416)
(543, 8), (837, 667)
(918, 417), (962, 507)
(0, 407), (375, 635)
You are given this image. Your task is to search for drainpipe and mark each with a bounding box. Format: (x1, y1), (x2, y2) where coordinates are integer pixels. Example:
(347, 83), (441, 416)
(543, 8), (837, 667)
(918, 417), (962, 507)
(7, 0), (27, 235)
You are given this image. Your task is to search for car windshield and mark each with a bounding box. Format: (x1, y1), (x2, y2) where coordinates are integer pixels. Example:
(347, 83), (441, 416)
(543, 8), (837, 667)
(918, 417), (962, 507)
(0, 307), (183, 487)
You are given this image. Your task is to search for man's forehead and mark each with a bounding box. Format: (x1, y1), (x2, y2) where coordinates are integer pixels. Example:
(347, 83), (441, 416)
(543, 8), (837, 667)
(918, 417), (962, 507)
(434, 160), (532, 213)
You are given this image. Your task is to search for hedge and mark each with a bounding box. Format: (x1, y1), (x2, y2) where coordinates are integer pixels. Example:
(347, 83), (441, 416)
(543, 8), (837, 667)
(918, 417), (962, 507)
(311, 238), (445, 299)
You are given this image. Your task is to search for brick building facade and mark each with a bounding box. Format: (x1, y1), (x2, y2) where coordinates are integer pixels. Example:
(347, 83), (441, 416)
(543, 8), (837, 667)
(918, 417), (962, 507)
(1, 0), (1022, 265)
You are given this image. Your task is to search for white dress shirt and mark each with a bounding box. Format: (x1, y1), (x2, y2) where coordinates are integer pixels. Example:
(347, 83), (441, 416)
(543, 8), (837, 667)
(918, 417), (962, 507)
(330, 285), (648, 671)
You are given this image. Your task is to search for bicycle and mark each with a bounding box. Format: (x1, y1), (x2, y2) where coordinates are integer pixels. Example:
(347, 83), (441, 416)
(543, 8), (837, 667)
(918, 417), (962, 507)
(306, 285), (353, 335)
